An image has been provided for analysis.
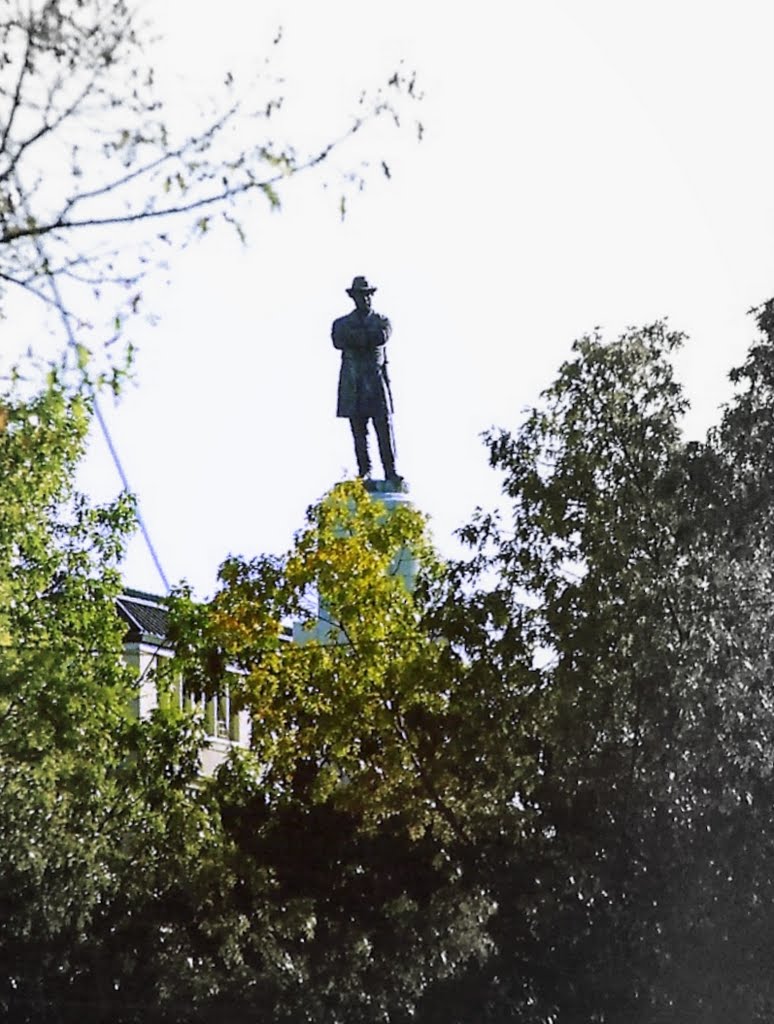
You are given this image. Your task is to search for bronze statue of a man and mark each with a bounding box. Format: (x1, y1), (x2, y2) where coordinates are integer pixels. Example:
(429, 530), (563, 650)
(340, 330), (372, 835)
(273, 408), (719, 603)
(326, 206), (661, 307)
(331, 276), (401, 482)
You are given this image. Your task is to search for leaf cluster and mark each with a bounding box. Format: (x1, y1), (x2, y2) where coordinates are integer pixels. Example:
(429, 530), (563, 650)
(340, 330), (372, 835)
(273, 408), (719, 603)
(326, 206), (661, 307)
(411, 306), (774, 1022)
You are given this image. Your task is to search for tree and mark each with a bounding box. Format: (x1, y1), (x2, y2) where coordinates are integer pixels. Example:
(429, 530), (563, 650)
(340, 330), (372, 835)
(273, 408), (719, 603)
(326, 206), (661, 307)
(166, 481), (494, 1022)
(0, 0), (421, 368)
(412, 304), (774, 1023)
(0, 362), (229, 1022)
(0, 5), (429, 1017)
(0, 407), (488, 1022)
(170, 305), (774, 1022)
(8, 290), (774, 1021)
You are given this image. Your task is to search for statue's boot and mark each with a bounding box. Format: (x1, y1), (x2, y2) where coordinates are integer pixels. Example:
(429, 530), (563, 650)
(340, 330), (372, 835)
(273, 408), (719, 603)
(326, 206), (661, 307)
(350, 418), (371, 477)
(374, 414), (398, 480)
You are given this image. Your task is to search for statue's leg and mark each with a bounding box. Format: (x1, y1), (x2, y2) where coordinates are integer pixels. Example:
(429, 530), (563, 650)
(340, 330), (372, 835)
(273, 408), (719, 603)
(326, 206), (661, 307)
(349, 416), (371, 477)
(373, 414), (398, 479)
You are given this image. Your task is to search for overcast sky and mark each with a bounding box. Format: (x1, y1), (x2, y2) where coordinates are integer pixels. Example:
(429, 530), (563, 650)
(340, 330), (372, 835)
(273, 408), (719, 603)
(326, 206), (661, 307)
(66, 0), (774, 596)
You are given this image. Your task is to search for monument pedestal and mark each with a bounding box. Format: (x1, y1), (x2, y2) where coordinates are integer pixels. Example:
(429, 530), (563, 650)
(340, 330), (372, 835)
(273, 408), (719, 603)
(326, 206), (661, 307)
(363, 477), (409, 496)
(292, 479), (417, 645)
(363, 478), (416, 595)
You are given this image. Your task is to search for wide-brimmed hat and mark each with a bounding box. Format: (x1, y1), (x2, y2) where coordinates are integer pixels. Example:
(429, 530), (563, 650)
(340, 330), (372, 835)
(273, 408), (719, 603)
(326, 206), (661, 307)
(346, 275), (377, 296)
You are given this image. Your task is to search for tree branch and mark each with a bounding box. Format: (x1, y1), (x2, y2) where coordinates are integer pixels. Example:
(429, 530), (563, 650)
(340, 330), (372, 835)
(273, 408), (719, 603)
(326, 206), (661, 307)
(393, 706), (474, 849)
(0, 22), (31, 159)
(0, 270), (93, 328)
(3, 174), (280, 241)
(0, 73), (99, 185)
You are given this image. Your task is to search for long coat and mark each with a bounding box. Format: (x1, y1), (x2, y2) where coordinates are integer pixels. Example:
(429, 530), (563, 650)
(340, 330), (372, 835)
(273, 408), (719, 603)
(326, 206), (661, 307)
(331, 309), (394, 419)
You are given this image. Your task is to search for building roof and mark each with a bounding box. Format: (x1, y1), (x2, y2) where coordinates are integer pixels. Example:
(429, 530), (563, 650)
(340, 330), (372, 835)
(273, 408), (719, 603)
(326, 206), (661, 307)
(116, 588), (169, 642)
(116, 587), (293, 646)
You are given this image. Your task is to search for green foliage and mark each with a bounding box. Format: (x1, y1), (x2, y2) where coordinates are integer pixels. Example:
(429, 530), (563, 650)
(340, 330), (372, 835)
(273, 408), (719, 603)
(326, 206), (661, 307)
(171, 482), (443, 817)
(0, 367), (227, 1022)
(412, 308), (774, 1023)
(165, 310), (774, 1020)
(166, 481), (495, 1021)
(7, 304), (774, 1022)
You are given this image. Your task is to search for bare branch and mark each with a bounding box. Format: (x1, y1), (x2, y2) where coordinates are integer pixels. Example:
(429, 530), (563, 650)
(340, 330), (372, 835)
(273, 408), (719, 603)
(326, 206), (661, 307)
(0, 269), (93, 329)
(1, 153), (324, 242)
(0, 2), (423, 354)
(0, 21), (32, 158)
(60, 103), (240, 216)
(0, 71), (99, 185)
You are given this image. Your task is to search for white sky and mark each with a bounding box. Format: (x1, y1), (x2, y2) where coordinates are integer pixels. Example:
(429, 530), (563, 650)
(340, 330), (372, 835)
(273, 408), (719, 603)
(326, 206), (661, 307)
(68, 0), (774, 596)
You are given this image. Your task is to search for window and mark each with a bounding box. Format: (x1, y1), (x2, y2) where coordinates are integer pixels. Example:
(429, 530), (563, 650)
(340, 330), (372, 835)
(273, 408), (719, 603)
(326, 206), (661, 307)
(177, 678), (241, 744)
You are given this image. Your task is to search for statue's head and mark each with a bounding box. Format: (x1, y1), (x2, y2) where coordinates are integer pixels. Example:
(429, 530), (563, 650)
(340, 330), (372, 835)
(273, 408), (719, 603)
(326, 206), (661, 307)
(347, 275), (376, 313)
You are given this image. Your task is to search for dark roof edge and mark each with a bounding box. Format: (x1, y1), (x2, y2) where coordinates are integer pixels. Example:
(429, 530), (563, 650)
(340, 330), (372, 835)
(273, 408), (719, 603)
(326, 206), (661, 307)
(121, 587), (168, 605)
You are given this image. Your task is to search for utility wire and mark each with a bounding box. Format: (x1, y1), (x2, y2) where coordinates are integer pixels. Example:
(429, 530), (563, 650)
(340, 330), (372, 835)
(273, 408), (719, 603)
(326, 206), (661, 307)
(89, 393), (171, 593)
(24, 259), (170, 592)
(49, 274), (171, 594)
(0, 630), (437, 658)
(14, 174), (171, 593)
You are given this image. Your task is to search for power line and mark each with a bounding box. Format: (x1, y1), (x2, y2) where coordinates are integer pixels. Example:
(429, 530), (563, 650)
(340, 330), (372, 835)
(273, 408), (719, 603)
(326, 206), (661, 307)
(43, 271), (170, 592)
(14, 175), (171, 593)
(0, 629), (439, 659)
(89, 393), (171, 593)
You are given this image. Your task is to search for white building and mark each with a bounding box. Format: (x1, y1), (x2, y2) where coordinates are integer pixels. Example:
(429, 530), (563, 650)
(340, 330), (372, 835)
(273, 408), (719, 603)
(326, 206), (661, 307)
(116, 587), (252, 776)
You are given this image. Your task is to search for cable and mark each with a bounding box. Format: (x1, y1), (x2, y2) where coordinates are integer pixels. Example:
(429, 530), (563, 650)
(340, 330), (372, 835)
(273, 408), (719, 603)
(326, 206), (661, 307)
(0, 628), (440, 658)
(89, 393), (171, 593)
(14, 174), (171, 593)
(42, 265), (170, 592)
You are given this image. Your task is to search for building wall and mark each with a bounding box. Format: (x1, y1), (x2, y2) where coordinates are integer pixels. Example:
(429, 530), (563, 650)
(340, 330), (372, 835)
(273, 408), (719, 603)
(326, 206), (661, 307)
(120, 608), (251, 776)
